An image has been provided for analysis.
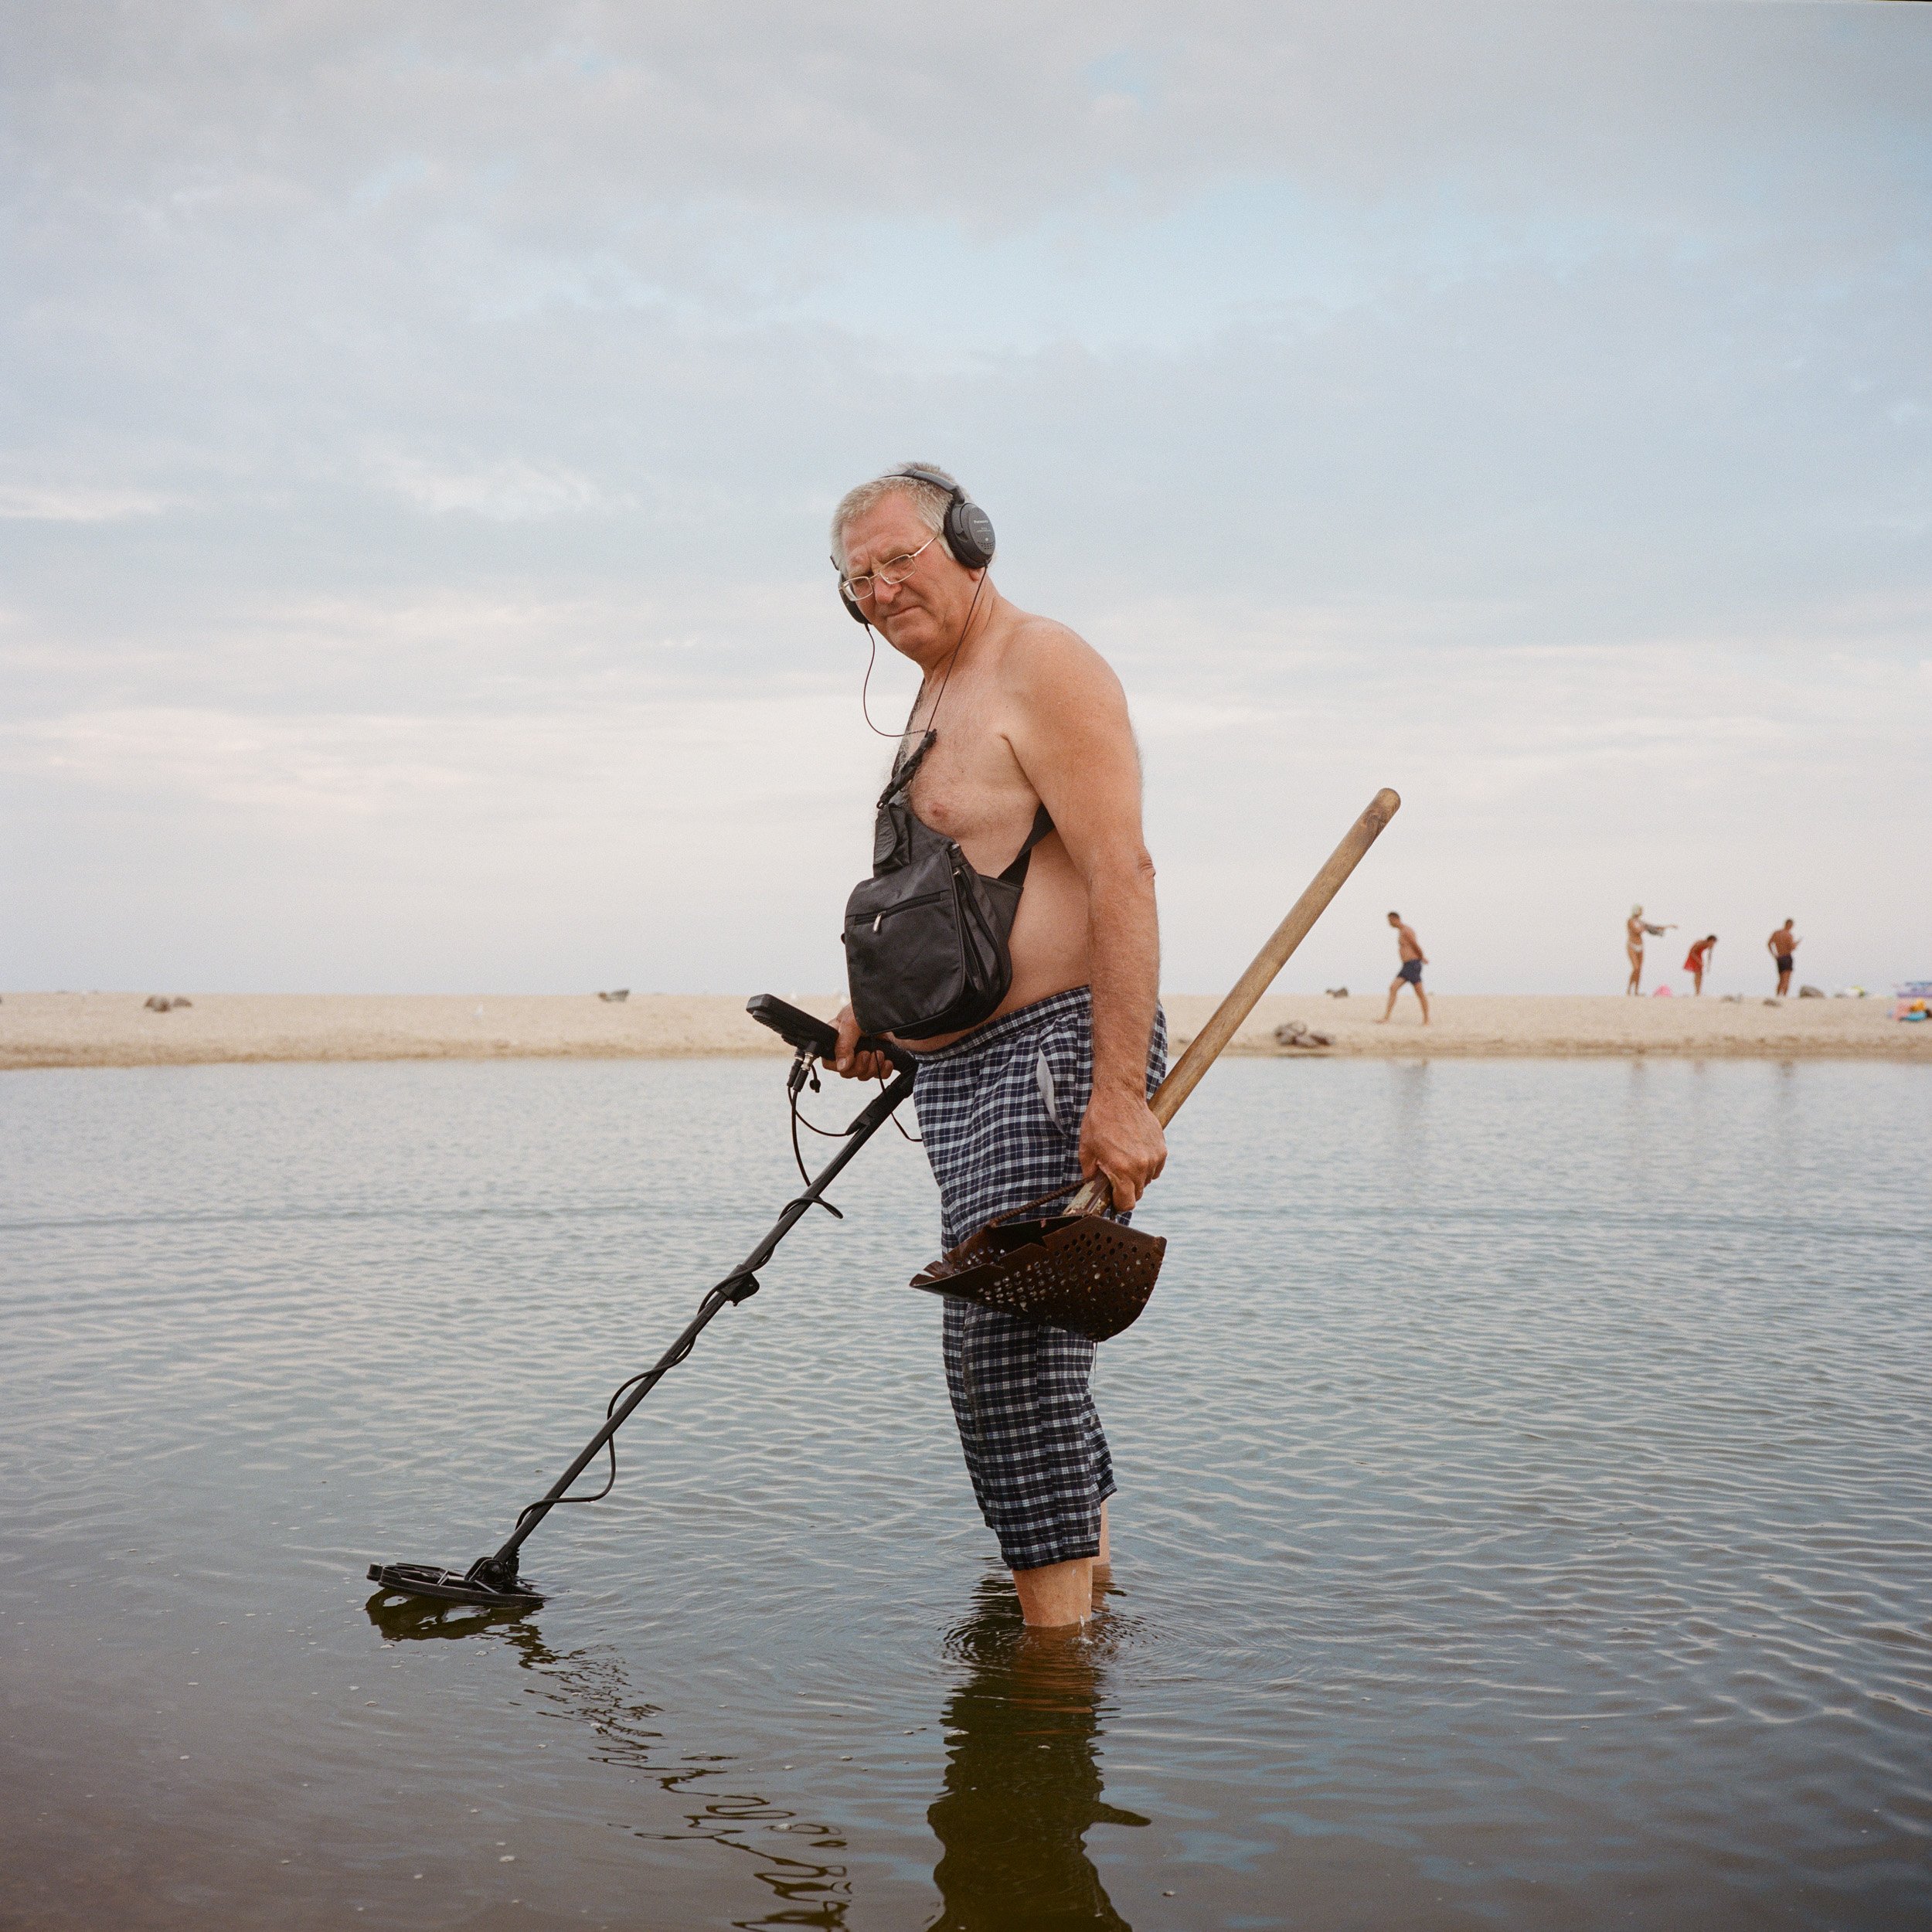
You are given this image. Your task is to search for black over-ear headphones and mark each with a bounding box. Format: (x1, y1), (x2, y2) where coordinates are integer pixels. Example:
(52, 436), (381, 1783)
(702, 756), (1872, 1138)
(899, 467), (997, 572)
(835, 468), (996, 625)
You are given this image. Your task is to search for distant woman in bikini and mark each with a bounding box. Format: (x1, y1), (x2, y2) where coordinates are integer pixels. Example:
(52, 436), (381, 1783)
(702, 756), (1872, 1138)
(1625, 905), (1673, 995)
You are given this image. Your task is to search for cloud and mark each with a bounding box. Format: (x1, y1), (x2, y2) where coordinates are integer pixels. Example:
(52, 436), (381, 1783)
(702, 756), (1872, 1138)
(2, 2), (1928, 992)
(0, 483), (179, 522)
(371, 451), (631, 519)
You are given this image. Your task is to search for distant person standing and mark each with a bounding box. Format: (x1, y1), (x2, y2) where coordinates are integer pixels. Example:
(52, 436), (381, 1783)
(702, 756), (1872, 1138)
(1625, 905), (1673, 995)
(1767, 919), (1800, 996)
(1684, 934), (1718, 995)
(1378, 912), (1430, 1025)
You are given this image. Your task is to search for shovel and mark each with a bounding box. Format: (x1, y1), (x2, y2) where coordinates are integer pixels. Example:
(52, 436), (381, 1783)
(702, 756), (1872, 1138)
(910, 787), (1400, 1340)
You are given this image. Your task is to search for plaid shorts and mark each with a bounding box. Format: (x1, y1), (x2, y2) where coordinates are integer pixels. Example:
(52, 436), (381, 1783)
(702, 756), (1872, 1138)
(913, 987), (1168, 1573)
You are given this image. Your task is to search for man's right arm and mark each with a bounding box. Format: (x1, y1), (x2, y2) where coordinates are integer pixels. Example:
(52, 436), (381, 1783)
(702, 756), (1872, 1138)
(829, 1005), (893, 1081)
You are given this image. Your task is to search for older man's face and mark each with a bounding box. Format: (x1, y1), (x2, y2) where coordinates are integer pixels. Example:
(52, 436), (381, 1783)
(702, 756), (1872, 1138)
(839, 493), (979, 662)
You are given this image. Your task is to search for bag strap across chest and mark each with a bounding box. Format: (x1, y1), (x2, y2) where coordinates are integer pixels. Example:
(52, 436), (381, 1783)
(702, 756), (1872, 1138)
(876, 730), (1053, 885)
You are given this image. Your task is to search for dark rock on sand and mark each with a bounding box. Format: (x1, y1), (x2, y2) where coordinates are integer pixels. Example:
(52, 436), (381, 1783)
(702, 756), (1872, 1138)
(1274, 1019), (1333, 1049)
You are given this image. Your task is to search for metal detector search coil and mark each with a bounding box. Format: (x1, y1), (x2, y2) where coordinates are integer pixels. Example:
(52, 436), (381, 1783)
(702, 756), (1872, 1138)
(366, 1560), (543, 1611)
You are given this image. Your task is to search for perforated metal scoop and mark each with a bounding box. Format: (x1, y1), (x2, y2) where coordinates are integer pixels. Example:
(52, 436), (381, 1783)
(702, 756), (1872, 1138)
(909, 788), (1401, 1343)
(911, 1208), (1166, 1342)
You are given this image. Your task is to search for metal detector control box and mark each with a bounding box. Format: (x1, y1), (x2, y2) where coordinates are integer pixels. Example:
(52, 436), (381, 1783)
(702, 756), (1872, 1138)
(745, 995), (914, 1074)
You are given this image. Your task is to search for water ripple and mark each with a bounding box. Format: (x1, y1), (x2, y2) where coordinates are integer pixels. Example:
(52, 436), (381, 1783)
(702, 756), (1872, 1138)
(2, 1056), (1929, 1930)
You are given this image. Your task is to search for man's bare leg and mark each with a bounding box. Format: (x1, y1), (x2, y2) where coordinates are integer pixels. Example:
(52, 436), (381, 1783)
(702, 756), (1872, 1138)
(1014, 1501), (1111, 1628)
(1416, 984), (1430, 1024)
(1013, 1556), (1094, 1628)
(1378, 975), (1401, 1022)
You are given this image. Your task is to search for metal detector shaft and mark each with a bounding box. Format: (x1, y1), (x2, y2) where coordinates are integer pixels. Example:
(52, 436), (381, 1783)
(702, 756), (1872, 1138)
(479, 1066), (916, 1578)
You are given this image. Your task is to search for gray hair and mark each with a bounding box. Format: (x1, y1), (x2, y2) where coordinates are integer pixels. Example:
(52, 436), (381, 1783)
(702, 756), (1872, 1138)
(829, 462), (958, 573)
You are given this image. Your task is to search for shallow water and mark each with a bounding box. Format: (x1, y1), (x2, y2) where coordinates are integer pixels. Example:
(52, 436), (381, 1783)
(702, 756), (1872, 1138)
(3, 1055), (1930, 1930)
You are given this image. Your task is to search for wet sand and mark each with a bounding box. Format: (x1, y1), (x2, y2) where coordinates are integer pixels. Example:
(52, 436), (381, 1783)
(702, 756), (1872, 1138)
(3, 990), (1924, 1070)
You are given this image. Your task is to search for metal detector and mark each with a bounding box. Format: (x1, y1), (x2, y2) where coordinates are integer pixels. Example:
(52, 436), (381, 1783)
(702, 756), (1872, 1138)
(367, 997), (913, 1611)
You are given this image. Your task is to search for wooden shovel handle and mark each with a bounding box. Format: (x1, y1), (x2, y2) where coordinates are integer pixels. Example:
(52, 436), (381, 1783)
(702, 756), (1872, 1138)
(1069, 786), (1401, 1215)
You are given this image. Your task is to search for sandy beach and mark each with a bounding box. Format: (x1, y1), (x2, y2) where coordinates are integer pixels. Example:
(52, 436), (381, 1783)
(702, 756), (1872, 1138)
(3, 990), (1924, 1071)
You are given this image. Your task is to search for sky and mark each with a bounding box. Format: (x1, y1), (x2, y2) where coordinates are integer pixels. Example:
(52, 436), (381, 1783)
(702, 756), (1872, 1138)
(3, 1), (1928, 999)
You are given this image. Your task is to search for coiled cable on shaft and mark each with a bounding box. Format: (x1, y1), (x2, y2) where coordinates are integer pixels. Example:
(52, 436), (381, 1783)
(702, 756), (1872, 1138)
(509, 1053), (908, 1535)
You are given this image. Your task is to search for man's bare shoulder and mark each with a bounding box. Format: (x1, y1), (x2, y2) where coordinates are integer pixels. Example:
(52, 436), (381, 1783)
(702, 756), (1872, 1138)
(995, 606), (1126, 705)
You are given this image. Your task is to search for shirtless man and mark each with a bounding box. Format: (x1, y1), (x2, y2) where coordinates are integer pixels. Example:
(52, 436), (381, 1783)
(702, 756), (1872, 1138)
(1378, 912), (1430, 1024)
(1767, 919), (1800, 996)
(1625, 905), (1673, 995)
(821, 464), (1165, 1631)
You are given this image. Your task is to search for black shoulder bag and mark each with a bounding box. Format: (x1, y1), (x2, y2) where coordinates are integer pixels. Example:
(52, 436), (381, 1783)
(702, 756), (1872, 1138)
(842, 731), (1053, 1041)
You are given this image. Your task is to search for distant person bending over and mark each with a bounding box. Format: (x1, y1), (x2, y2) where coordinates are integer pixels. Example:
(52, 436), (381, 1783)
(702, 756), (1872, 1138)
(1378, 912), (1429, 1024)
(1625, 906), (1673, 995)
(1767, 919), (1800, 997)
(1684, 934), (1717, 995)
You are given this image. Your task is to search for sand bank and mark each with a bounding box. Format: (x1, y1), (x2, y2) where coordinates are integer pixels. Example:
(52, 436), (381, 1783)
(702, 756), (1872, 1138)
(3, 991), (1925, 1071)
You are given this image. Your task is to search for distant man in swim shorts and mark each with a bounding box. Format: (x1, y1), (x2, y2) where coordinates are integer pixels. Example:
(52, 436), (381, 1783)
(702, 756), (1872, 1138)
(821, 464), (1166, 1630)
(1378, 912), (1429, 1024)
(1767, 919), (1800, 996)
(1684, 934), (1717, 995)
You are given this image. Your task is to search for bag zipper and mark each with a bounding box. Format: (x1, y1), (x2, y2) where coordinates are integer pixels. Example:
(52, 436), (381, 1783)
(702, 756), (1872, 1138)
(848, 889), (949, 930)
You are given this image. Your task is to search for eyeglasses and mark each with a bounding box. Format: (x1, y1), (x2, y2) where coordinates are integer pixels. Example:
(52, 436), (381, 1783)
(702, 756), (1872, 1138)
(842, 533), (937, 603)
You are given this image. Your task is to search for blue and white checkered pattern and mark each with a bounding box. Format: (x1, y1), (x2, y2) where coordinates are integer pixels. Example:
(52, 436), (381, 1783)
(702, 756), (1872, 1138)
(913, 987), (1167, 1573)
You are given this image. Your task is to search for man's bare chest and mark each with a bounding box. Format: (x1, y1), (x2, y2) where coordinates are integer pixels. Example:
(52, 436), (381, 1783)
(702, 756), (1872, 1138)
(903, 706), (1039, 862)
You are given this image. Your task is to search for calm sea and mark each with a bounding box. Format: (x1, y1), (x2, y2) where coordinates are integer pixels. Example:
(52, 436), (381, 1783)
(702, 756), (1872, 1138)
(3, 1055), (1929, 1930)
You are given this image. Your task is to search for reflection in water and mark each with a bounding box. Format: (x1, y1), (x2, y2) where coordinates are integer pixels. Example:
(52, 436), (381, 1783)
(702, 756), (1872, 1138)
(930, 1581), (1145, 1931)
(366, 1593), (857, 1928)
(365, 1582), (1147, 1930)
(365, 1591), (537, 1645)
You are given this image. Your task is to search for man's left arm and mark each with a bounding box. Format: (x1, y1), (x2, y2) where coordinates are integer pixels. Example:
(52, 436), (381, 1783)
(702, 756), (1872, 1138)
(1009, 628), (1165, 1210)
